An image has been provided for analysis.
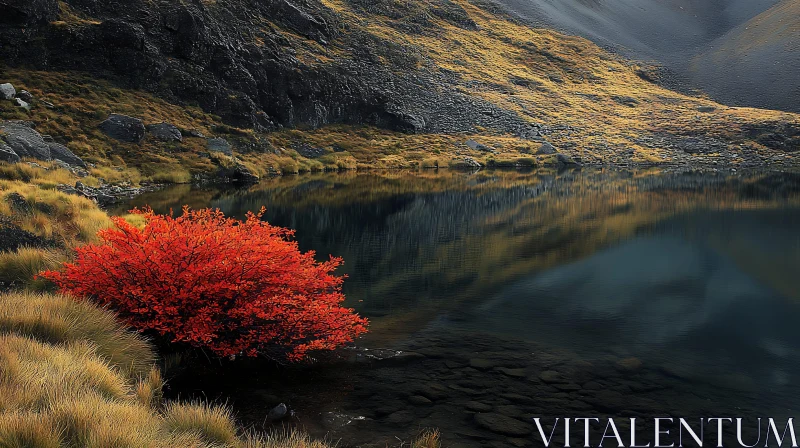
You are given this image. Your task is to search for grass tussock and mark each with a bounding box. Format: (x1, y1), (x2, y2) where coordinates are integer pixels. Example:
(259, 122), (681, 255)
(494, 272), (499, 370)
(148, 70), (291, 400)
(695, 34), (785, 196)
(0, 176), (112, 246)
(411, 429), (442, 448)
(0, 247), (66, 290)
(0, 292), (440, 447)
(163, 402), (239, 446)
(0, 292), (304, 447)
(0, 292), (155, 378)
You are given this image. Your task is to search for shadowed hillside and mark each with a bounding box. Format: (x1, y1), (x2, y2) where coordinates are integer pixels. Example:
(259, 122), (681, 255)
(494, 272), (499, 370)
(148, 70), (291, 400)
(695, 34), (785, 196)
(692, 0), (800, 113)
(489, 0), (800, 113)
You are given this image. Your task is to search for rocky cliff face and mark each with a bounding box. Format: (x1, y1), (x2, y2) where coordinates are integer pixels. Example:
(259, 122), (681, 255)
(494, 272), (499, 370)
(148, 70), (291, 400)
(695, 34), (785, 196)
(0, 0), (536, 137)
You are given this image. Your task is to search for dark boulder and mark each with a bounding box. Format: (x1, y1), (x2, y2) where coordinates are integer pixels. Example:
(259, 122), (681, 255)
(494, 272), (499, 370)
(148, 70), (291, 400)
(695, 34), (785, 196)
(98, 114), (146, 143)
(16, 90), (34, 103)
(272, 0), (330, 41)
(267, 403), (288, 422)
(217, 161), (259, 184)
(536, 142), (557, 155)
(48, 143), (86, 168)
(0, 121), (51, 160)
(146, 123), (183, 142)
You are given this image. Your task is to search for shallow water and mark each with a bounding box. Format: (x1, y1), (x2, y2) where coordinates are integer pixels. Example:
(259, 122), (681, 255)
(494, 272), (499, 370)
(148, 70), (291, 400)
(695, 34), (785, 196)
(120, 168), (800, 447)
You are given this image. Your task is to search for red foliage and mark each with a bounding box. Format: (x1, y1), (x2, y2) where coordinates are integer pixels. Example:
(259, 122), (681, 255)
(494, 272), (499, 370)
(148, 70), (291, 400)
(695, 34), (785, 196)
(41, 207), (368, 361)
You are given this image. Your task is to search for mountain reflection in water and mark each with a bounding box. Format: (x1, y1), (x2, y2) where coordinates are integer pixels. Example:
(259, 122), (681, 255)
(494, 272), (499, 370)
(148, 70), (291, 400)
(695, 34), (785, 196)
(119, 168), (800, 447)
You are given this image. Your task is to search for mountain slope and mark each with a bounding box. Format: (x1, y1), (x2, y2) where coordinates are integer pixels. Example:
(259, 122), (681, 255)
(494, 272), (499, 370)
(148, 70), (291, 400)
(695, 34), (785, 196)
(691, 0), (800, 113)
(488, 0), (799, 113)
(0, 0), (798, 175)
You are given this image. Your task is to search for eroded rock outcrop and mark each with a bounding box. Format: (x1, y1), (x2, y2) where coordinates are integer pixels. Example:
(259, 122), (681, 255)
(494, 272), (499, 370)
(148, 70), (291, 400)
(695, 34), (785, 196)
(0, 0), (537, 138)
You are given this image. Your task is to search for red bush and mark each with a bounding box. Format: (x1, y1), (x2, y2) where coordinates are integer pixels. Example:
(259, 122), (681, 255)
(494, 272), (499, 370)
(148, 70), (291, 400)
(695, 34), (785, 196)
(41, 207), (368, 361)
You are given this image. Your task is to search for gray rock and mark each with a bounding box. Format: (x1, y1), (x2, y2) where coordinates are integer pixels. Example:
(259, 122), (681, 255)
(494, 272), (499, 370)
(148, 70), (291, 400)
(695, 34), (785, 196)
(697, 106), (716, 113)
(48, 143), (86, 168)
(146, 123), (183, 142)
(14, 98), (30, 110)
(183, 129), (205, 138)
(17, 90), (34, 103)
(450, 156), (483, 169)
(474, 413), (532, 436)
(556, 153), (579, 166)
(295, 143), (325, 159)
(267, 403), (288, 421)
(51, 159), (72, 170)
(207, 138), (233, 156)
(536, 142), (557, 155)
(0, 142), (21, 163)
(0, 121), (51, 160)
(0, 83), (15, 100)
(466, 139), (493, 152)
(98, 114), (146, 143)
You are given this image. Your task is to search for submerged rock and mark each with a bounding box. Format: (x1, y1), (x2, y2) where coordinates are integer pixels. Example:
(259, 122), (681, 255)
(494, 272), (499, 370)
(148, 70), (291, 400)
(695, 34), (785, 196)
(99, 114), (146, 143)
(267, 403), (288, 421)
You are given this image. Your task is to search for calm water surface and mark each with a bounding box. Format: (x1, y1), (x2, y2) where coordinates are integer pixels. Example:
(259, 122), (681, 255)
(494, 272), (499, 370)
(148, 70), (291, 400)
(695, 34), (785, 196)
(120, 168), (800, 447)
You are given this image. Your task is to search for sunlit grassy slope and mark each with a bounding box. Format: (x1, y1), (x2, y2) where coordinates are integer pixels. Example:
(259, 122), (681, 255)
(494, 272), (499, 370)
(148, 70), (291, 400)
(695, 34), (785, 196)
(2, 0), (799, 176)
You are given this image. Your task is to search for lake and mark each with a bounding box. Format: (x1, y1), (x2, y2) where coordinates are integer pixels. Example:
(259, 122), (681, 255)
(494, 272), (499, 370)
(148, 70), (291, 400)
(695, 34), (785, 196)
(119, 167), (800, 447)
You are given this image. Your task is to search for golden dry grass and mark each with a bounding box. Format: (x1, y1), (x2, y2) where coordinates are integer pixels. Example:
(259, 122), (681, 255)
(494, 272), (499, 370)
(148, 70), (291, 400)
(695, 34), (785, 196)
(0, 291), (442, 447)
(0, 247), (66, 291)
(0, 175), (112, 246)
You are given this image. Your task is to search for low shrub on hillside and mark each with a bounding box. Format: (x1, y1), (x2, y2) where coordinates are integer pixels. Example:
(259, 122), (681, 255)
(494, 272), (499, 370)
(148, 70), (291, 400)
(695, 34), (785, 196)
(42, 207), (368, 362)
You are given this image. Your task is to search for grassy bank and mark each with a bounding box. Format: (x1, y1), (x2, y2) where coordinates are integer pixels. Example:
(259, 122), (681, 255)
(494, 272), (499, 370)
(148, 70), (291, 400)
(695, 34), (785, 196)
(0, 291), (349, 447)
(0, 164), (441, 447)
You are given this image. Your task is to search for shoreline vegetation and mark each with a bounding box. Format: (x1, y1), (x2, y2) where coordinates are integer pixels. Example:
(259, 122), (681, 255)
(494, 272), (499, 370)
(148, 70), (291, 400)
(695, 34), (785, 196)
(0, 163), (442, 447)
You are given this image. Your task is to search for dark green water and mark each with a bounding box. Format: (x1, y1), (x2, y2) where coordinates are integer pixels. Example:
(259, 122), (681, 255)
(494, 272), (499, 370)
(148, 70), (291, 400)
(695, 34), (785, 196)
(119, 168), (800, 447)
